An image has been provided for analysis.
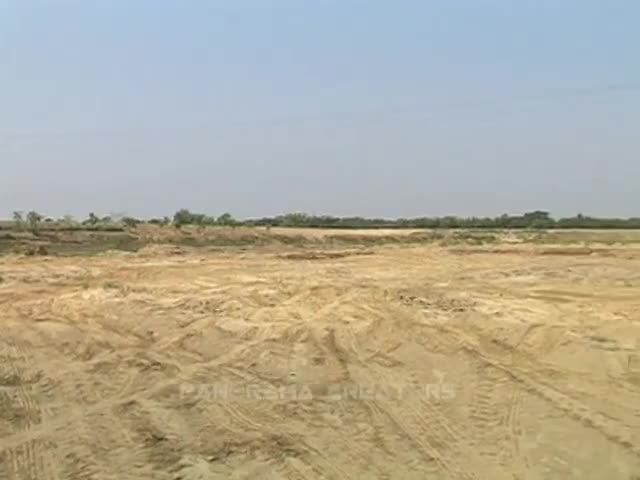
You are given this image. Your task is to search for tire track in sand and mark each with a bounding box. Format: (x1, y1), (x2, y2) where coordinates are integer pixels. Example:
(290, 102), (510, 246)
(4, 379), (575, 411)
(0, 340), (59, 480)
(331, 322), (515, 480)
(438, 323), (640, 458)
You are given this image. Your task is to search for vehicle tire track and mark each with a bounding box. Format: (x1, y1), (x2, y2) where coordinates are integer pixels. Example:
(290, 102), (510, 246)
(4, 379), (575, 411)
(468, 364), (508, 459)
(331, 323), (511, 480)
(443, 325), (640, 458)
(0, 340), (59, 480)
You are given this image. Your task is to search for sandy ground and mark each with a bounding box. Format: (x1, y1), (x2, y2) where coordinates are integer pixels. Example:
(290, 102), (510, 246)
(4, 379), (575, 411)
(1, 242), (640, 479)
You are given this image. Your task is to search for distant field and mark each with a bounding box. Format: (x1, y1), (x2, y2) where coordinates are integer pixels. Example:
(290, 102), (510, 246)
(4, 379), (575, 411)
(3, 225), (640, 257)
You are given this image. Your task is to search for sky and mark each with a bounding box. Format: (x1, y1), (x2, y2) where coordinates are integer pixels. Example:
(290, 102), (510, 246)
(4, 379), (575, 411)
(1, 0), (639, 219)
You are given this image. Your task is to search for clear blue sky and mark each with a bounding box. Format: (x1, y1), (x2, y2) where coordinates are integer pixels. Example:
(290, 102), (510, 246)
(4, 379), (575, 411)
(1, 0), (639, 219)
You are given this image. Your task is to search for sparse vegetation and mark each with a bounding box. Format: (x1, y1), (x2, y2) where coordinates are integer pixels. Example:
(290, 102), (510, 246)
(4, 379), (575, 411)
(1, 209), (640, 231)
(121, 217), (141, 228)
(167, 210), (640, 230)
(84, 212), (100, 226)
(172, 209), (215, 228)
(12, 211), (24, 231)
(26, 211), (43, 233)
(217, 212), (236, 226)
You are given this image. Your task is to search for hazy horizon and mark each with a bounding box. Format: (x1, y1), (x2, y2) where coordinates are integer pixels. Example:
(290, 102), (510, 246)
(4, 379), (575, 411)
(2, 1), (639, 219)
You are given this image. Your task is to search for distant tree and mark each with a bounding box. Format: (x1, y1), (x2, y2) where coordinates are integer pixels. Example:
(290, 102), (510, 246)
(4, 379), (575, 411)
(12, 211), (24, 231)
(523, 210), (551, 220)
(217, 212), (235, 226)
(85, 212), (99, 226)
(202, 215), (216, 226)
(173, 209), (193, 228)
(121, 217), (140, 228)
(529, 218), (553, 229)
(26, 211), (43, 233)
(149, 216), (171, 226)
(283, 212), (309, 227)
(172, 209), (216, 227)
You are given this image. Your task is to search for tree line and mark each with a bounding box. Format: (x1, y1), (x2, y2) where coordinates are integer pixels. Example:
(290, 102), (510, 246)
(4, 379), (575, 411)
(7, 209), (640, 232)
(242, 210), (640, 229)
